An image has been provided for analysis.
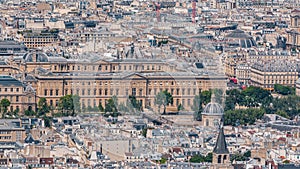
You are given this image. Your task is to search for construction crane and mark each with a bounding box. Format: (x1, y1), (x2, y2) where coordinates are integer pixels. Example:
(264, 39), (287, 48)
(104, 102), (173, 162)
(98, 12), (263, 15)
(192, 0), (197, 23)
(153, 1), (161, 22)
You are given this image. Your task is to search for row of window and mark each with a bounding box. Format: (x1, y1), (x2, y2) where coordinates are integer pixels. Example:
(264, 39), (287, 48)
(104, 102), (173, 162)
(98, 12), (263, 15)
(0, 88), (20, 92)
(41, 80), (206, 88)
(53, 65), (103, 71)
(48, 97), (192, 108)
(52, 64), (163, 71)
(0, 96), (19, 102)
(263, 80), (295, 84)
(44, 88), (200, 96)
(0, 131), (11, 134)
(0, 136), (11, 140)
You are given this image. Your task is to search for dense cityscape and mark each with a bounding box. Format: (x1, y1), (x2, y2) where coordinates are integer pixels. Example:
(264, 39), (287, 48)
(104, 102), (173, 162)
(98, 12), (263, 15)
(0, 0), (300, 168)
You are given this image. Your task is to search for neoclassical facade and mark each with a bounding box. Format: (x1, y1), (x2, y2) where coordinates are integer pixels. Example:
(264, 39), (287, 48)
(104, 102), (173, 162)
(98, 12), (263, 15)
(287, 10), (300, 50)
(1, 51), (227, 113)
(0, 76), (36, 114)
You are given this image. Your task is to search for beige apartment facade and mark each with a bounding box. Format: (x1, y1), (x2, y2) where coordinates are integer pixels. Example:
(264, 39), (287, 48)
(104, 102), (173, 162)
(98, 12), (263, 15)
(21, 33), (59, 49)
(250, 60), (298, 90)
(0, 119), (26, 143)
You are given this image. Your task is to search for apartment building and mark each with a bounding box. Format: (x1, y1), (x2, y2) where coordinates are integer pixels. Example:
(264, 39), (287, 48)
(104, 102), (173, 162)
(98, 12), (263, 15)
(0, 119), (26, 143)
(250, 60), (298, 90)
(21, 32), (59, 49)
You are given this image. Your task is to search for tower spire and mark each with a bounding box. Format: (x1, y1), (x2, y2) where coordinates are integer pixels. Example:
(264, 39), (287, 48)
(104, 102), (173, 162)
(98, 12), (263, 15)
(213, 127), (229, 154)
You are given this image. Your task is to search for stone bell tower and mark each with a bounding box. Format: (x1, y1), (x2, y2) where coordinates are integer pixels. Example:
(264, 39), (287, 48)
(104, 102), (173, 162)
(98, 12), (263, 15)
(211, 125), (233, 169)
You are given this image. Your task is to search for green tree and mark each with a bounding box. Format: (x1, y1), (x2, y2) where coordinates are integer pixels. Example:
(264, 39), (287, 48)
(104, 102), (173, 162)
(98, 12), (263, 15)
(25, 110), (36, 116)
(43, 116), (52, 128)
(105, 96), (118, 113)
(98, 104), (104, 112)
(177, 103), (184, 111)
(243, 150), (251, 158)
(268, 95), (300, 118)
(275, 110), (289, 119)
(189, 153), (212, 163)
(192, 95), (202, 121)
(58, 95), (81, 116)
(274, 84), (295, 95)
(230, 153), (247, 162)
(0, 98), (10, 117)
(225, 89), (243, 111)
(142, 128), (147, 137)
(241, 86), (272, 108)
(200, 90), (212, 105)
(159, 157), (167, 164)
(224, 108), (265, 126)
(13, 107), (20, 117)
(155, 90), (173, 114)
(37, 98), (50, 117)
(192, 90), (213, 120)
(128, 95), (142, 111)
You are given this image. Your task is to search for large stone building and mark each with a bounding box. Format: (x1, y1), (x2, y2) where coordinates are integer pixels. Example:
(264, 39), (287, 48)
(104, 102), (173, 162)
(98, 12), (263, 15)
(250, 60), (298, 90)
(0, 51), (226, 113)
(287, 9), (300, 50)
(20, 31), (59, 49)
(0, 76), (35, 114)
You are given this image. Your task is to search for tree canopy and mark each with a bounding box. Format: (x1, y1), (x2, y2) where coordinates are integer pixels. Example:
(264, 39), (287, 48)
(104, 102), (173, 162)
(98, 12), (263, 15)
(189, 153), (212, 163)
(58, 94), (81, 116)
(155, 90), (173, 114)
(0, 98), (10, 118)
(128, 95), (142, 112)
(37, 97), (50, 117)
(274, 84), (295, 95)
(105, 96), (118, 113)
(223, 86), (300, 125)
(224, 108), (265, 126)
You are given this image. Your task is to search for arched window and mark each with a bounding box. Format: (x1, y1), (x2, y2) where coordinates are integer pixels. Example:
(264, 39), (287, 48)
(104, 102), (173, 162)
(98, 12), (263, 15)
(218, 155), (222, 163)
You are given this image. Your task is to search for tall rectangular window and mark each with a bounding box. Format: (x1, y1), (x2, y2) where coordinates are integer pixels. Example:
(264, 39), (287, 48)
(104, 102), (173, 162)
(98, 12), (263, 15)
(132, 88), (136, 96)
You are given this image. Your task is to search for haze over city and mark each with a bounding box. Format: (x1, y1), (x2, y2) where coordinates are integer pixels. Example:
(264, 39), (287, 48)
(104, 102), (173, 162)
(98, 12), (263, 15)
(0, 0), (299, 168)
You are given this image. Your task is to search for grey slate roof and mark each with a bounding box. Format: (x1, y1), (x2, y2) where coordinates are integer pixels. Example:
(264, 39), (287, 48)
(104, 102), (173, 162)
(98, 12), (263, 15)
(0, 76), (24, 87)
(213, 127), (229, 154)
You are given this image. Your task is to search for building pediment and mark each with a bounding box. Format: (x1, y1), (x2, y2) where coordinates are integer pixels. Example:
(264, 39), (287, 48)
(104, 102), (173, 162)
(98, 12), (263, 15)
(94, 60), (110, 65)
(122, 72), (147, 80)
